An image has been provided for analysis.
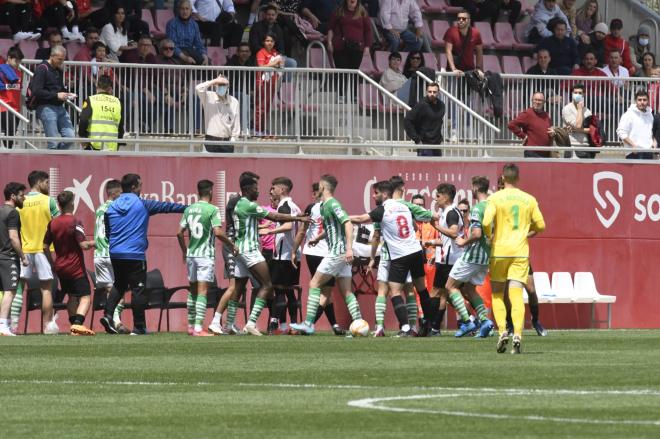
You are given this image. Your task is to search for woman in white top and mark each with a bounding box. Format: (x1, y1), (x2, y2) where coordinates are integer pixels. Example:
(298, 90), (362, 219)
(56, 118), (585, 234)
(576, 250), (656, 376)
(100, 6), (136, 60)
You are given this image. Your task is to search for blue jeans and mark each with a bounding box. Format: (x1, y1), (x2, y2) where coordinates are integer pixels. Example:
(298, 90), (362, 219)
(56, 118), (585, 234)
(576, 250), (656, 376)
(36, 105), (74, 150)
(383, 29), (422, 52)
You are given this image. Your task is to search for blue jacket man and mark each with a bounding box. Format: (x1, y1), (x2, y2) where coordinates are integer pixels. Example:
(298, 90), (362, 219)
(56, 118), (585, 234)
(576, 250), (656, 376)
(101, 173), (187, 334)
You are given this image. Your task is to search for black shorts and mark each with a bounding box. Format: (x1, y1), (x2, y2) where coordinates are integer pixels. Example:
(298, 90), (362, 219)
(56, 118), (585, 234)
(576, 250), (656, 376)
(433, 263), (453, 289)
(222, 244), (235, 279)
(305, 254), (335, 287)
(271, 259), (300, 286)
(388, 251), (425, 284)
(0, 258), (19, 290)
(59, 275), (91, 297)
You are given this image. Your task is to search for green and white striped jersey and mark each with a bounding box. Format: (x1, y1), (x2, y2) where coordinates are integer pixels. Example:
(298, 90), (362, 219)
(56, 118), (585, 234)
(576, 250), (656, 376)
(94, 200), (111, 258)
(321, 197), (350, 256)
(461, 200), (490, 265)
(233, 197), (269, 253)
(180, 201), (223, 258)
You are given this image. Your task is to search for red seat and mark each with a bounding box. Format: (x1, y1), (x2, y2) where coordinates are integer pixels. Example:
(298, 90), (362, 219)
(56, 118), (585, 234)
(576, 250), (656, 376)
(421, 0), (461, 14)
(494, 22), (516, 50)
(502, 55), (522, 74)
(142, 8), (165, 38)
(18, 40), (39, 59)
(373, 50), (390, 76)
(521, 0), (536, 14)
(155, 9), (175, 33)
(0, 39), (15, 58)
(226, 46), (237, 58)
(474, 22), (499, 51)
(513, 22), (535, 51)
(522, 56), (535, 72)
(438, 53), (447, 70)
(431, 20), (450, 49)
(358, 83), (380, 111)
(483, 54), (502, 73)
(423, 52), (438, 70)
(64, 41), (84, 57)
(207, 46), (226, 66)
(308, 47), (333, 69)
(359, 51), (376, 76)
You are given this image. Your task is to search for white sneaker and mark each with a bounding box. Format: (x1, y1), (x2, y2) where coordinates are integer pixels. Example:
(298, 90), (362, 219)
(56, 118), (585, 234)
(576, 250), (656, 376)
(226, 324), (242, 335)
(0, 326), (16, 336)
(208, 322), (225, 335)
(44, 319), (59, 335)
(61, 29), (77, 41)
(12, 32), (33, 42)
(242, 321), (262, 336)
(70, 31), (85, 42)
(28, 32), (41, 41)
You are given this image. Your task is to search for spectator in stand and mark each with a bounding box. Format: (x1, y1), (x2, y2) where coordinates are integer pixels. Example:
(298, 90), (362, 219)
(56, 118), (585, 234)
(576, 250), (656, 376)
(120, 34), (156, 64)
(35, 29), (66, 60)
(404, 82), (445, 157)
(195, 74), (240, 153)
(255, 33), (284, 137)
(617, 89), (656, 160)
(526, 48), (557, 75)
(525, 49), (561, 108)
(268, 0), (309, 56)
(575, 0), (600, 42)
(526, 0), (571, 44)
(157, 38), (179, 64)
(451, 0), (521, 28)
(398, 50), (434, 106)
(0, 0), (41, 42)
(301, 0), (339, 34)
(39, 0), (85, 42)
(157, 39), (186, 133)
(562, 83), (594, 158)
(600, 50), (629, 91)
(634, 52), (657, 78)
(73, 27), (100, 61)
(226, 42), (254, 134)
(167, 0), (209, 65)
(249, 4), (297, 69)
(120, 35), (159, 132)
(379, 51), (406, 94)
(0, 47), (24, 149)
(558, 0), (577, 38)
(536, 17), (579, 75)
(86, 42), (116, 89)
(100, 5), (137, 61)
(443, 9), (483, 74)
(31, 46), (76, 149)
(603, 19), (634, 74)
(577, 21), (607, 66)
(328, 0), (373, 102)
(88, 0), (149, 41)
(379, 0), (424, 52)
(572, 49), (607, 96)
(191, 0), (242, 48)
(629, 24), (652, 74)
(508, 91), (556, 158)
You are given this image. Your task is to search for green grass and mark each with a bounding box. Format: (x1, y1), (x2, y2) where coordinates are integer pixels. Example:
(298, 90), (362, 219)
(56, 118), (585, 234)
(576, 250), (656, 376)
(2, 330), (660, 438)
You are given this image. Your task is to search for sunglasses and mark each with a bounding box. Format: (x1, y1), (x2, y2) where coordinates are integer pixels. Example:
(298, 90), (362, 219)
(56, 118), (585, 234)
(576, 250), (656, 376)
(457, 17), (469, 21)
(162, 46), (175, 50)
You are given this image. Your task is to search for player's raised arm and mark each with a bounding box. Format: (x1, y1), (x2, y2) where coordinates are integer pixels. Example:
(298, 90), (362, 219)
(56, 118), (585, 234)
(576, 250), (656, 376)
(349, 213), (372, 224)
(265, 211), (311, 224)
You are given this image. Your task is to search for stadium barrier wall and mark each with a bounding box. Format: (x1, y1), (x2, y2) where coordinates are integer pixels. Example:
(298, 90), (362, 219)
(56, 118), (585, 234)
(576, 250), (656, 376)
(3, 153), (659, 331)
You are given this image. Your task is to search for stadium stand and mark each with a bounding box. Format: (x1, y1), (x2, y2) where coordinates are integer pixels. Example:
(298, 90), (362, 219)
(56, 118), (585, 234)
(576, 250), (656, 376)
(513, 22), (536, 51)
(494, 22), (517, 50)
(207, 46), (227, 66)
(430, 20), (450, 49)
(142, 8), (167, 39)
(502, 55), (523, 74)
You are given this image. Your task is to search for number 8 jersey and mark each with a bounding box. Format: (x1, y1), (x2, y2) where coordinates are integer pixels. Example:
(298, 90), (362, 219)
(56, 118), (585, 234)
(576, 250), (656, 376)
(368, 199), (422, 260)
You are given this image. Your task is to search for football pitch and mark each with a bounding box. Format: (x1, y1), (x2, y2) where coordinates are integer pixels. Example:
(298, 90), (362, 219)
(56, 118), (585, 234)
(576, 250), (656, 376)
(2, 330), (660, 438)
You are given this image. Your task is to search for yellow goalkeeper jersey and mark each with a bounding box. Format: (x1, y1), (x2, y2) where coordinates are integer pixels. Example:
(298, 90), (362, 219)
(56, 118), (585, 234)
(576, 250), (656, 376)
(19, 192), (59, 253)
(482, 187), (545, 258)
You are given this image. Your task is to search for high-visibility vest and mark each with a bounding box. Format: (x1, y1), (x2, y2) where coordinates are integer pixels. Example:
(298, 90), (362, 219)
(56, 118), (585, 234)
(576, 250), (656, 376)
(87, 93), (121, 151)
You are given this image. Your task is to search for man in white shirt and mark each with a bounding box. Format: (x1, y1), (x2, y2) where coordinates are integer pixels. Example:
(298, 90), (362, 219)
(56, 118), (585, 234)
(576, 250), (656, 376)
(599, 51), (629, 90)
(562, 83), (595, 158)
(379, 0), (424, 52)
(617, 89), (656, 159)
(191, 0), (242, 47)
(195, 74), (240, 152)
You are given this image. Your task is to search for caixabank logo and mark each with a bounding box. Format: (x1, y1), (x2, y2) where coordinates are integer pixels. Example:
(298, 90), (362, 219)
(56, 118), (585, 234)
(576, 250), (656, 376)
(593, 171), (660, 228)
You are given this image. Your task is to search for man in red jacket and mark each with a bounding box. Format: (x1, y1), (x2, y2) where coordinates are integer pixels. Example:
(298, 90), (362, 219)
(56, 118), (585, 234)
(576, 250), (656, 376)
(508, 92), (556, 158)
(603, 19), (634, 74)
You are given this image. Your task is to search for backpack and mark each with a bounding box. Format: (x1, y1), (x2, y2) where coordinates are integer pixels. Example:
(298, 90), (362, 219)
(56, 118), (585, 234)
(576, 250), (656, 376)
(25, 63), (49, 111)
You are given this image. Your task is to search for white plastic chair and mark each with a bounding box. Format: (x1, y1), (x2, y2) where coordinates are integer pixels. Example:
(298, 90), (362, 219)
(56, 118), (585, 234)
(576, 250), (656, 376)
(551, 272), (575, 303)
(532, 272), (553, 298)
(574, 272), (616, 328)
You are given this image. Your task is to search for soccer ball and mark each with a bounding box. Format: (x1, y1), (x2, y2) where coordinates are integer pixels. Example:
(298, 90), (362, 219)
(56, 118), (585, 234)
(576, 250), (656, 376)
(349, 319), (370, 337)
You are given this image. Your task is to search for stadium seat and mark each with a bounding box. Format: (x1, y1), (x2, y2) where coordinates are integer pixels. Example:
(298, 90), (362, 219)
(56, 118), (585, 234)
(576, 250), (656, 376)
(502, 55), (523, 74)
(521, 0), (536, 14)
(422, 0), (461, 14)
(207, 46), (226, 66)
(522, 56), (535, 72)
(482, 54), (501, 73)
(494, 22), (516, 50)
(65, 40), (84, 57)
(431, 20), (450, 48)
(0, 39), (14, 58)
(513, 22), (535, 51)
(155, 9), (175, 33)
(141, 8), (166, 38)
(160, 282), (191, 332)
(359, 51), (376, 76)
(308, 47), (333, 69)
(438, 52), (447, 70)
(373, 50), (390, 76)
(423, 52), (438, 70)
(474, 22), (498, 51)
(532, 272), (553, 297)
(18, 40), (39, 59)
(574, 272), (616, 328)
(226, 46), (237, 58)
(551, 272), (576, 303)
(141, 269), (167, 332)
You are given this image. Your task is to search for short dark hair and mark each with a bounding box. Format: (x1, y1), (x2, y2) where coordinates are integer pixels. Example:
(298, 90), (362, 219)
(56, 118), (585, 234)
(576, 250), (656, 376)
(264, 3), (278, 13)
(411, 194), (425, 204)
(57, 190), (74, 209)
(373, 180), (393, 196)
(502, 163), (519, 184)
(312, 182), (319, 192)
(571, 83), (585, 93)
(436, 183), (456, 200)
(582, 50), (597, 60)
(105, 179), (121, 195)
(471, 176), (490, 194)
(458, 198), (470, 208)
(320, 174), (338, 192)
(92, 41), (107, 53)
(27, 170), (48, 188)
(239, 171), (259, 185)
(197, 179), (213, 197)
(457, 8), (470, 17)
(7, 46), (24, 61)
(85, 26), (99, 36)
(121, 173), (141, 192)
(240, 175), (258, 189)
(610, 18), (623, 30)
(547, 16), (566, 33)
(271, 176), (293, 192)
(263, 32), (277, 43)
(635, 89), (650, 99)
(238, 42), (250, 50)
(97, 74), (113, 90)
(389, 175), (405, 192)
(389, 51), (402, 61)
(427, 82), (440, 91)
(4, 182), (26, 200)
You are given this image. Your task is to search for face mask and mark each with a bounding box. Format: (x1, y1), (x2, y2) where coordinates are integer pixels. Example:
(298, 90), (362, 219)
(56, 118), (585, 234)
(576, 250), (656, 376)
(216, 86), (228, 96)
(572, 94), (583, 103)
(639, 37), (649, 46)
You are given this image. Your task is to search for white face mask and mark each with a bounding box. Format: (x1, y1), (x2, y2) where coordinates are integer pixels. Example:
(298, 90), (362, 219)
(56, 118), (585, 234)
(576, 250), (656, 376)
(216, 85), (228, 96)
(572, 94), (583, 103)
(639, 37), (650, 46)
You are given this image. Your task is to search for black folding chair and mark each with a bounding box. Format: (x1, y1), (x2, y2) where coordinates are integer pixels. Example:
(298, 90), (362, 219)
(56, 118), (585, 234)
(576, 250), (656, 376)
(23, 277), (67, 334)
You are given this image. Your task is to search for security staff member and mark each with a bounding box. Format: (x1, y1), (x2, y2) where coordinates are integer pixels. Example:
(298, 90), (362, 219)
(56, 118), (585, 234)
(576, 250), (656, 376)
(79, 75), (123, 151)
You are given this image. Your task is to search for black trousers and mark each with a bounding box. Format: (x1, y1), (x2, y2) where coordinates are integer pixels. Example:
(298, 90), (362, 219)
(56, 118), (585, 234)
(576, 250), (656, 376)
(106, 259), (147, 330)
(205, 134), (234, 153)
(196, 13), (243, 48)
(0, 3), (37, 34)
(333, 47), (363, 97)
(1, 112), (18, 149)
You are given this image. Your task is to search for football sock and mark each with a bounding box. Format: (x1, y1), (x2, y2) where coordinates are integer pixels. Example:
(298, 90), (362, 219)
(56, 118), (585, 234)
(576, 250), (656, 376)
(432, 307), (446, 330)
(416, 288), (432, 318)
(491, 289), (508, 334)
(11, 281), (23, 328)
(73, 314), (85, 325)
(186, 292), (195, 326)
(469, 294), (490, 322)
(344, 292), (362, 320)
(195, 294), (207, 331)
(69, 315), (76, 325)
(114, 302), (125, 324)
(449, 291), (470, 322)
(375, 296), (386, 327)
(391, 296), (408, 328)
(285, 289), (299, 324)
(406, 294), (418, 327)
(227, 299), (238, 327)
(314, 306), (324, 323)
(272, 291), (287, 324)
(324, 303), (337, 326)
(249, 297), (267, 324)
(429, 297), (441, 329)
(530, 304), (540, 322)
(304, 287), (321, 325)
(509, 286), (525, 337)
(211, 312), (222, 327)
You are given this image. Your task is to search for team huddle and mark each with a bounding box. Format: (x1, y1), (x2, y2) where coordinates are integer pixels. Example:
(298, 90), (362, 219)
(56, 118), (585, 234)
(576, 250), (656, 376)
(0, 163), (545, 353)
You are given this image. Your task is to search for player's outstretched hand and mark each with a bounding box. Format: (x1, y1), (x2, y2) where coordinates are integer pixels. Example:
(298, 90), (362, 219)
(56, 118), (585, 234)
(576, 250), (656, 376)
(296, 215), (312, 224)
(345, 249), (354, 264)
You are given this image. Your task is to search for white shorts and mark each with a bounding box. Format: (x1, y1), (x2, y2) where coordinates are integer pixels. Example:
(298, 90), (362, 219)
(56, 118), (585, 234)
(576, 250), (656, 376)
(377, 259), (412, 283)
(234, 250), (266, 278)
(449, 258), (488, 286)
(317, 254), (352, 279)
(94, 257), (114, 287)
(20, 253), (53, 281)
(186, 257), (215, 283)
